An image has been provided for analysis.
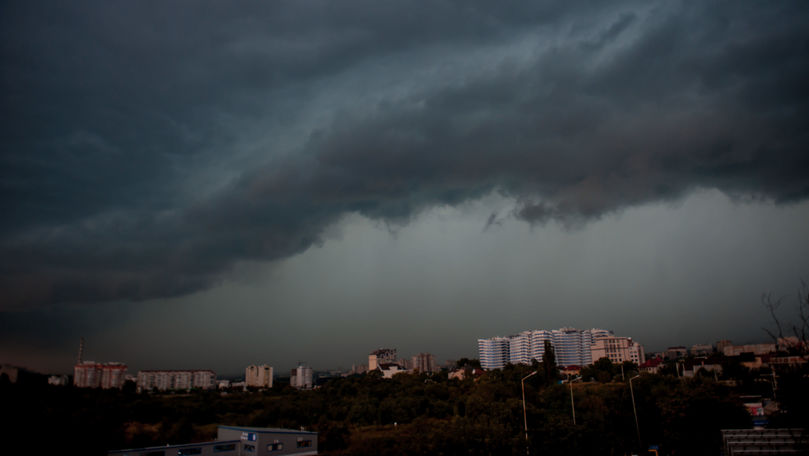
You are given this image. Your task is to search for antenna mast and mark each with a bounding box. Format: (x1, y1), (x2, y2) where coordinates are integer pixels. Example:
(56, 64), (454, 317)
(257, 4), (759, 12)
(77, 337), (85, 364)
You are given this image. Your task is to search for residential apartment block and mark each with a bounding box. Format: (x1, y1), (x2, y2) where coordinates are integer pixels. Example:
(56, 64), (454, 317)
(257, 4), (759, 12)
(478, 336), (510, 370)
(479, 327), (642, 369)
(246, 364), (274, 388)
(290, 364), (313, 390)
(411, 353), (437, 373)
(73, 361), (127, 389)
(590, 336), (646, 365)
(136, 369), (216, 392)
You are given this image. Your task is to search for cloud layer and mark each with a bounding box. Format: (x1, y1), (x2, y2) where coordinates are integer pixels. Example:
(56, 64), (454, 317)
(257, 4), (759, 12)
(2, 1), (808, 308)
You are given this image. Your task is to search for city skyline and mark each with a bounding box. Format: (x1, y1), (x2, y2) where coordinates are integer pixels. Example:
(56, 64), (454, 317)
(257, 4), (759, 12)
(2, 1), (809, 377)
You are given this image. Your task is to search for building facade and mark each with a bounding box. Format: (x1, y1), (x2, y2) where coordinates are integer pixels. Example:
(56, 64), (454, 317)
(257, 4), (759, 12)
(109, 425), (317, 456)
(478, 327), (642, 369)
(74, 361), (127, 389)
(246, 364), (274, 388)
(723, 343), (776, 357)
(478, 336), (510, 370)
(590, 336), (646, 365)
(551, 328), (601, 367)
(136, 369), (216, 392)
(368, 348), (397, 371)
(290, 365), (313, 389)
(411, 353), (437, 373)
(690, 343), (714, 356)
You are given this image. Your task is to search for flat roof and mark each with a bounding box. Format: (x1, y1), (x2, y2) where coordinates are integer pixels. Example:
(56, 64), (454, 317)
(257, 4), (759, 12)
(218, 425), (317, 435)
(109, 440), (239, 454)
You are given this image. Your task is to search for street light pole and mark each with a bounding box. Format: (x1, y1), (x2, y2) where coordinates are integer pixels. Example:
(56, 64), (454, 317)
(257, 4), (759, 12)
(568, 375), (581, 425)
(522, 370), (538, 456)
(629, 375), (642, 448)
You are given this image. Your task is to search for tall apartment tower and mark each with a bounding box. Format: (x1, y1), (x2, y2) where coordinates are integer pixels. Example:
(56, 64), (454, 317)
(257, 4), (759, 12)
(411, 353), (437, 373)
(290, 364), (313, 389)
(245, 364), (274, 388)
(478, 337), (510, 370)
(552, 328), (601, 367)
(74, 361), (127, 389)
(478, 328), (621, 369)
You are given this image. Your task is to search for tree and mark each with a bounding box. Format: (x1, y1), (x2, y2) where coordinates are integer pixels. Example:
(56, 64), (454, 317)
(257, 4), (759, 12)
(455, 358), (481, 369)
(763, 280), (809, 357)
(542, 340), (558, 384)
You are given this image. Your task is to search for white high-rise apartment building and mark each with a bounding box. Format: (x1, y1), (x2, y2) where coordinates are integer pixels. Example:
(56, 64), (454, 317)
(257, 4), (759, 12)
(508, 331), (531, 365)
(478, 328), (622, 369)
(478, 337), (510, 370)
(551, 328), (610, 367)
(290, 364), (313, 389)
(245, 364), (274, 388)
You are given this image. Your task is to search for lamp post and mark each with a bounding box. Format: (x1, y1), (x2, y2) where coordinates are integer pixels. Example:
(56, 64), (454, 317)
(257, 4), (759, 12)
(629, 375), (642, 448)
(522, 370), (538, 456)
(568, 375), (582, 425)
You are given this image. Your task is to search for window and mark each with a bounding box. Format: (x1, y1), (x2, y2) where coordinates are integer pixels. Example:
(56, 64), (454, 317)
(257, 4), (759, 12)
(268, 440), (284, 451)
(296, 439), (313, 448)
(178, 449), (201, 455)
(243, 444), (255, 452)
(213, 443), (236, 452)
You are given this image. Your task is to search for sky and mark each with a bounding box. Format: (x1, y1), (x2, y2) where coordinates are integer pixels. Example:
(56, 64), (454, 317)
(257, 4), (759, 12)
(1, 1), (808, 376)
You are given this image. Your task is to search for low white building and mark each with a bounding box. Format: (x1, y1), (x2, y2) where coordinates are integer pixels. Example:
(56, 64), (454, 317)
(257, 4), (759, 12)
(379, 363), (406, 379)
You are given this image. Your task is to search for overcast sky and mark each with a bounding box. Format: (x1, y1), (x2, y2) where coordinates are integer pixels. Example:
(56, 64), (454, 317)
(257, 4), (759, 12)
(2, 1), (808, 376)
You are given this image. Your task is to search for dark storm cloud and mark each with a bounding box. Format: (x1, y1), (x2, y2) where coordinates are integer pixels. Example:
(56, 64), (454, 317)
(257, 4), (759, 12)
(1, 1), (808, 308)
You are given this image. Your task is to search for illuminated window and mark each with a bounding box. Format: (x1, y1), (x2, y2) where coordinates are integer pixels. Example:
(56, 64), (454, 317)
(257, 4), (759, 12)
(296, 439), (313, 448)
(268, 440), (284, 451)
(243, 444), (256, 452)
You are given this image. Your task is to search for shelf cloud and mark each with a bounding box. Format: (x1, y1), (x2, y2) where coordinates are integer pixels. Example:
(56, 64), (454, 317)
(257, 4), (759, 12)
(2, 1), (808, 308)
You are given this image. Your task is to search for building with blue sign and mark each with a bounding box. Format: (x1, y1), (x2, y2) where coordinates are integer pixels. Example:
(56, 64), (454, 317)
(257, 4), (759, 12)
(108, 425), (317, 456)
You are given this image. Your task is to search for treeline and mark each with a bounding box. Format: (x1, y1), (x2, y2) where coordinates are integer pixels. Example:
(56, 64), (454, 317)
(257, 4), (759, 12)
(1, 360), (807, 455)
